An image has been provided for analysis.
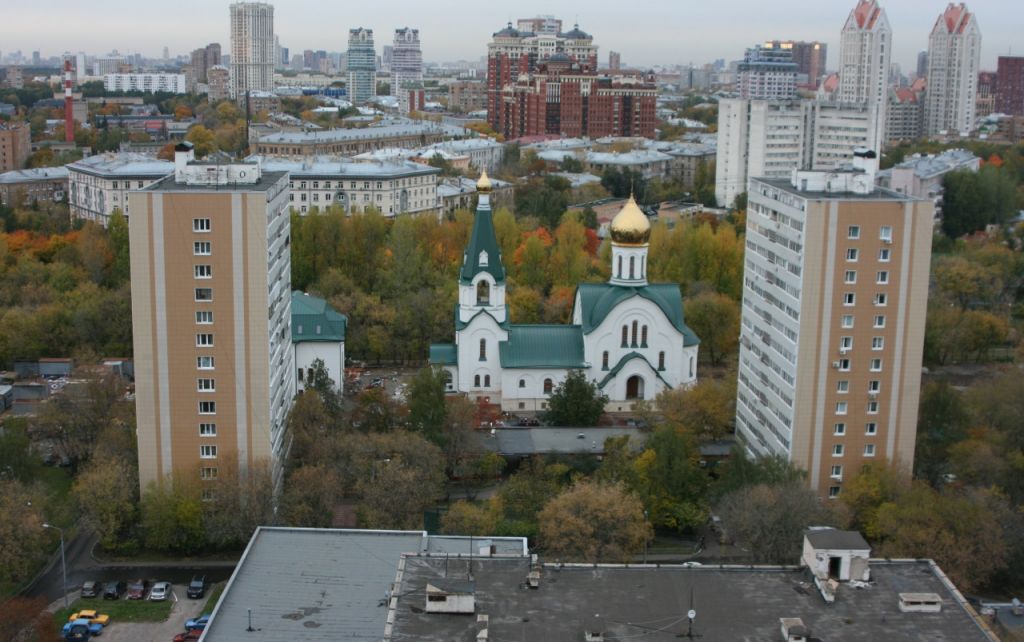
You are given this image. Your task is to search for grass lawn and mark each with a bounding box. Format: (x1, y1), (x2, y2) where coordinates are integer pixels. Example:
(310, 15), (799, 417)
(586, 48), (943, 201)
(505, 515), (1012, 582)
(202, 584), (225, 614)
(54, 597), (173, 627)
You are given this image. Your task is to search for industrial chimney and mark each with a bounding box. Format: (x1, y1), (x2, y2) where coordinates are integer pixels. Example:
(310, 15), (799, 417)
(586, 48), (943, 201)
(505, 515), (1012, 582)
(63, 58), (74, 143)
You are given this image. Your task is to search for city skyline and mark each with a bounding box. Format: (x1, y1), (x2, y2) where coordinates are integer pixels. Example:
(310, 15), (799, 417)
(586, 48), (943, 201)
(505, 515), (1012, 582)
(4, 0), (1020, 72)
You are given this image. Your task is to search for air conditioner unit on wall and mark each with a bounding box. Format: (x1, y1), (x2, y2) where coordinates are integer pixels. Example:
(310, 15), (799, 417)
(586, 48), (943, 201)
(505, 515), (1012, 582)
(831, 361), (841, 369)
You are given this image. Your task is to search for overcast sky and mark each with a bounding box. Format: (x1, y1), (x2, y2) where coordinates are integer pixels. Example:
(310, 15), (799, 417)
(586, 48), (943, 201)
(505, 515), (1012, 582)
(5, 0), (1020, 71)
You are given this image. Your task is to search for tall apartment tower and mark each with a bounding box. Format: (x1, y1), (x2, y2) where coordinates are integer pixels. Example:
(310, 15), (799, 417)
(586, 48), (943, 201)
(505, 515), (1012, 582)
(347, 28), (376, 105)
(996, 56), (1024, 116)
(838, 0), (892, 149)
(609, 51), (621, 70)
(391, 28), (423, 112)
(736, 155), (932, 497)
(924, 3), (982, 136)
(736, 43), (798, 100)
(229, 2), (274, 99)
(129, 144), (295, 491)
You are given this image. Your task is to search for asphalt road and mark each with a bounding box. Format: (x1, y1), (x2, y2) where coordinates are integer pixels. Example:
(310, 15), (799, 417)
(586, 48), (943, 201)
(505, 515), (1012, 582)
(24, 529), (236, 605)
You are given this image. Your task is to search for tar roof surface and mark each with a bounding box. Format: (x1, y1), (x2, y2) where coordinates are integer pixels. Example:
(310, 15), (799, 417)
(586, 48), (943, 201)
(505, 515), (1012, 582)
(754, 177), (916, 201)
(202, 528), (425, 642)
(390, 558), (992, 642)
(145, 170), (287, 193)
(805, 528), (871, 550)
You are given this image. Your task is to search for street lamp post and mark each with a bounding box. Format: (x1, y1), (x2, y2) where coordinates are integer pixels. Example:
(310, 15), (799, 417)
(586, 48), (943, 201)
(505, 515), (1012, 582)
(42, 523), (68, 609)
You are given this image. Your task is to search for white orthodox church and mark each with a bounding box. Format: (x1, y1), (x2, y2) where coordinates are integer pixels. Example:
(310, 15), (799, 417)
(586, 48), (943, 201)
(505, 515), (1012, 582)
(429, 171), (700, 412)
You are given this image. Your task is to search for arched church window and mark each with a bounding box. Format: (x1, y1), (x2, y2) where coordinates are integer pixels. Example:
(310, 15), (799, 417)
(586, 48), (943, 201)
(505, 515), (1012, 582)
(474, 374), (481, 387)
(689, 356), (695, 377)
(602, 351), (609, 370)
(658, 351), (665, 370)
(476, 280), (490, 306)
(479, 250), (489, 266)
(621, 326), (628, 347)
(629, 256), (635, 279)
(641, 325), (648, 347)
(631, 320), (638, 347)
(519, 378), (526, 388)
(543, 379), (553, 394)
(617, 255), (622, 278)
(484, 375), (491, 387)
(479, 339), (487, 360)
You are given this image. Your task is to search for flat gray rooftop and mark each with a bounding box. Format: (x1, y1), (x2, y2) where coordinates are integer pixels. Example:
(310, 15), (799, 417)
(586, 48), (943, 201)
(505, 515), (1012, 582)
(145, 170), (288, 193)
(481, 426), (645, 456)
(754, 177), (915, 202)
(390, 557), (993, 642)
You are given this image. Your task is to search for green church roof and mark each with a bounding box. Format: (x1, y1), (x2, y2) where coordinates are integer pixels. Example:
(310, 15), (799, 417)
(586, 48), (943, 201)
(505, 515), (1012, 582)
(454, 304), (510, 331)
(596, 351), (672, 390)
(292, 291), (347, 342)
(575, 283), (700, 346)
(429, 343), (457, 365)
(460, 200), (506, 284)
(499, 325), (587, 369)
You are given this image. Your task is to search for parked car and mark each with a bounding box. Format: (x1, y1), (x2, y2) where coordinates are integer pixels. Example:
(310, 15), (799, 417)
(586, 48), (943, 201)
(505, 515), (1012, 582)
(103, 580), (126, 600)
(186, 575), (206, 599)
(62, 619), (93, 641)
(149, 581), (171, 601)
(173, 630), (203, 642)
(62, 618), (102, 637)
(80, 581), (103, 598)
(184, 614), (211, 631)
(68, 609), (110, 626)
(126, 579), (148, 600)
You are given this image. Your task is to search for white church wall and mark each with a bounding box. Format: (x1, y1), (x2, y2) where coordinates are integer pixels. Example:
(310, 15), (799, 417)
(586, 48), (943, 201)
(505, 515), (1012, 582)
(458, 272), (506, 323)
(499, 368), (569, 412)
(456, 314), (507, 394)
(296, 341), (344, 393)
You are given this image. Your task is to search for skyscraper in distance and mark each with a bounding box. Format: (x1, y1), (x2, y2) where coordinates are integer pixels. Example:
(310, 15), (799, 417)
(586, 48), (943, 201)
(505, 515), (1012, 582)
(924, 3), (982, 136)
(838, 0), (891, 150)
(229, 1), (274, 99)
(347, 28), (376, 105)
(391, 28), (423, 112)
(996, 56), (1024, 116)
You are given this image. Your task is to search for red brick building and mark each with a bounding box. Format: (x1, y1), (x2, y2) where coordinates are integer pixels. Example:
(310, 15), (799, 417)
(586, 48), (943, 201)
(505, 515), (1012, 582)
(486, 21), (656, 140)
(996, 56), (1024, 116)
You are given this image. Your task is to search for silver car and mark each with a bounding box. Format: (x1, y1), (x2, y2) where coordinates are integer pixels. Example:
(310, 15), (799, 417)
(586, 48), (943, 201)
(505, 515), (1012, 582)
(149, 581), (171, 601)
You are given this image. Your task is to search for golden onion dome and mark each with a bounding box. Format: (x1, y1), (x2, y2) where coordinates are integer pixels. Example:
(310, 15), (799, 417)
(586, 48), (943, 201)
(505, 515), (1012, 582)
(609, 195), (651, 245)
(476, 169), (493, 193)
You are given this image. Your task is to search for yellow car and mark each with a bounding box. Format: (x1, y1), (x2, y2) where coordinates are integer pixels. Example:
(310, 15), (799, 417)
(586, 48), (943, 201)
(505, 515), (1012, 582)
(68, 609), (110, 626)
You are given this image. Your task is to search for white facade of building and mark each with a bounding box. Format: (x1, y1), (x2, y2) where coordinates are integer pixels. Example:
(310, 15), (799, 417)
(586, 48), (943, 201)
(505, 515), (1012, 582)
(104, 73), (187, 94)
(430, 174), (699, 413)
(837, 0), (891, 148)
(924, 3), (982, 136)
(230, 1), (275, 98)
(714, 98), (878, 208)
(292, 291), (347, 394)
(67, 153), (174, 226)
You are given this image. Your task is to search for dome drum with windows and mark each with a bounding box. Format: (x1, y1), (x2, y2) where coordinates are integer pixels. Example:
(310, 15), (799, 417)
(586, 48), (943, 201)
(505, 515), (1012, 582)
(609, 195), (651, 246)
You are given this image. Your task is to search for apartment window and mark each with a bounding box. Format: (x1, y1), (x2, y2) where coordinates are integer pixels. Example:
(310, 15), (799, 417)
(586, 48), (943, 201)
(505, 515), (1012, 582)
(201, 489), (215, 501)
(838, 358), (851, 371)
(868, 380), (881, 393)
(877, 271), (889, 284)
(194, 265), (212, 279)
(871, 336), (884, 350)
(828, 486), (841, 498)
(879, 225), (893, 242)
(834, 423), (846, 435)
(479, 339), (486, 360)
(864, 444), (877, 457)
(846, 248), (858, 262)
(199, 423), (217, 436)
(195, 288), (213, 302)
(199, 400), (216, 414)
(602, 351), (609, 370)
(200, 467), (217, 480)
(200, 445), (218, 459)
(865, 422), (878, 435)
(867, 401), (879, 414)
(839, 336), (853, 350)
(196, 333), (214, 347)
(197, 356), (215, 369)
(194, 241), (211, 255)
(879, 248), (891, 262)
(831, 465), (843, 479)
(196, 311), (213, 324)
(841, 315), (854, 328)
(193, 218), (211, 232)
(874, 293), (888, 306)
(870, 358), (882, 372)
(847, 225), (860, 239)
(832, 444), (844, 456)
(837, 380), (849, 393)
(197, 378), (215, 392)
(873, 315), (886, 328)
(844, 270), (857, 284)
(312, 181), (319, 189)
(835, 401), (848, 415)
(843, 293), (855, 306)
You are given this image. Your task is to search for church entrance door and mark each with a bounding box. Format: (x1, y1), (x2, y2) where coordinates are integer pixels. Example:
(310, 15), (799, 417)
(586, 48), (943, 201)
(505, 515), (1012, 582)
(626, 375), (644, 400)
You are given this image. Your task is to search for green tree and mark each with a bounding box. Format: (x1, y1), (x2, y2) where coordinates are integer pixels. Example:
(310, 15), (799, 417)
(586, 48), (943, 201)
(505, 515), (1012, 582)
(544, 370), (608, 426)
(684, 291), (740, 365)
(107, 208), (130, 285)
(279, 465), (340, 528)
(656, 376), (736, 442)
(538, 480), (652, 563)
(140, 477), (206, 553)
(914, 381), (970, 483)
(633, 426), (708, 532)
(73, 454), (139, 552)
(185, 124), (217, 157)
(441, 500), (501, 536)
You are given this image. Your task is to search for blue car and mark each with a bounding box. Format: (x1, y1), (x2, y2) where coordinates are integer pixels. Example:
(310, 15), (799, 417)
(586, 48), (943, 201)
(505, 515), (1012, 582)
(63, 618), (102, 638)
(184, 614), (211, 631)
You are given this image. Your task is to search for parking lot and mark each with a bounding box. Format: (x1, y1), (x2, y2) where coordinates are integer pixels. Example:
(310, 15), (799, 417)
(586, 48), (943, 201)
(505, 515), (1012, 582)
(61, 582), (220, 642)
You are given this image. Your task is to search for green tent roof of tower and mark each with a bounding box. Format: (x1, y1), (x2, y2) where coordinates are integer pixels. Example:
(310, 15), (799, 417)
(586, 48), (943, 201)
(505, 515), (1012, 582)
(459, 200), (506, 284)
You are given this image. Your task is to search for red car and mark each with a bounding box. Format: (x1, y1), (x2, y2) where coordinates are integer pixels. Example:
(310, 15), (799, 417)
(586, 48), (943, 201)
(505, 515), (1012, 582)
(173, 629), (203, 642)
(126, 579), (148, 600)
